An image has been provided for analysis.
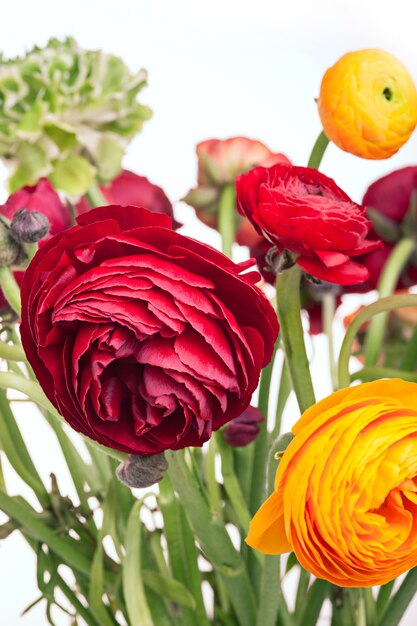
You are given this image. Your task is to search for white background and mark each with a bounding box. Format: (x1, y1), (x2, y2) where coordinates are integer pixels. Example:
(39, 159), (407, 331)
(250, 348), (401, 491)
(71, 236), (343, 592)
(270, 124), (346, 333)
(1, 0), (417, 624)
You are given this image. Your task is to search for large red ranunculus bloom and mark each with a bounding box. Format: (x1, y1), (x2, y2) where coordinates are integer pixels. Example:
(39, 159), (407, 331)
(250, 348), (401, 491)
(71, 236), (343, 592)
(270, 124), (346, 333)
(236, 164), (382, 285)
(20, 206), (278, 456)
(76, 169), (180, 228)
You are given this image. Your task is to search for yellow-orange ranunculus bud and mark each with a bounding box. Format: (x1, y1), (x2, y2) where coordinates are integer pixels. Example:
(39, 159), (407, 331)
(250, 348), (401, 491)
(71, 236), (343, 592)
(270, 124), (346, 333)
(318, 49), (417, 159)
(246, 379), (417, 587)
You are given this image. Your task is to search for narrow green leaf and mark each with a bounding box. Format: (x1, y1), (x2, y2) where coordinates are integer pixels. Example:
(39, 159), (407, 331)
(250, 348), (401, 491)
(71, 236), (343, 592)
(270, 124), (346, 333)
(89, 544), (115, 626)
(143, 570), (196, 609)
(123, 501), (154, 626)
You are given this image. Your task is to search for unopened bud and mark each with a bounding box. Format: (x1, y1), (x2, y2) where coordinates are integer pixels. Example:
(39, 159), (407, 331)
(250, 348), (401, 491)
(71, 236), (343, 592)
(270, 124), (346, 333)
(223, 405), (264, 447)
(116, 453), (168, 488)
(10, 209), (50, 243)
(0, 218), (23, 266)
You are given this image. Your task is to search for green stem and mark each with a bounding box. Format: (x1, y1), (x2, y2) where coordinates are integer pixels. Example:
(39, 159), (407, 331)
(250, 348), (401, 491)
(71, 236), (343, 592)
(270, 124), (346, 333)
(218, 183), (236, 258)
(249, 338), (279, 513)
(0, 390), (49, 508)
(0, 266), (21, 316)
(295, 579), (329, 626)
(338, 293), (417, 388)
(364, 238), (415, 367)
(215, 433), (253, 535)
(255, 555), (283, 626)
(276, 266), (315, 412)
(166, 450), (257, 626)
(351, 366), (417, 383)
(363, 587), (377, 626)
(205, 436), (223, 521)
(307, 131), (330, 169)
(269, 360), (291, 441)
(86, 181), (107, 208)
(0, 342), (26, 362)
(294, 568), (311, 623)
(379, 567), (417, 626)
(56, 576), (101, 626)
(322, 292), (338, 390)
(357, 592), (367, 626)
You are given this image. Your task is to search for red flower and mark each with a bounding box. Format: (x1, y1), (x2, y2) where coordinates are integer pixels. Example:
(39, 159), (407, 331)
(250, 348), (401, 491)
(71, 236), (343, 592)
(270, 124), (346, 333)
(0, 178), (71, 236)
(21, 206), (278, 456)
(237, 164), (381, 285)
(76, 169), (179, 227)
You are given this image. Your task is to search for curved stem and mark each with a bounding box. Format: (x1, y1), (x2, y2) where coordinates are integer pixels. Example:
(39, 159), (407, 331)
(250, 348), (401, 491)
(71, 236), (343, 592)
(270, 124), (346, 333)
(0, 266), (21, 316)
(364, 238), (415, 366)
(218, 183), (236, 258)
(276, 266), (315, 412)
(338, 294), (417, 388)
(307, 131), (330, 169)
(379, 567), (417, 626)
(0, 342), (26, 362)
(351, 366), (417, 383)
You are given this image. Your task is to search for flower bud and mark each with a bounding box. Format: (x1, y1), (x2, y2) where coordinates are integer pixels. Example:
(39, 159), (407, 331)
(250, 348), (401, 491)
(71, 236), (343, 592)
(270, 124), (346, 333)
(116, 453), (168, 488)
(0, 218), (24, 267)
(11, 209), (50, 243)
(223, 406), (264, 447)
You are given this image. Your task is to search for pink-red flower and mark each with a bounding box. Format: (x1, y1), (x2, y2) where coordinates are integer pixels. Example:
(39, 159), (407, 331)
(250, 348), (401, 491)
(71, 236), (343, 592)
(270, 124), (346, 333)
(223, 405), (264, 447)
(183, 137), (291, 247)
(20, 206), (278, 456)
(76, 169), (179, 227)
(237, 164), (382, 285)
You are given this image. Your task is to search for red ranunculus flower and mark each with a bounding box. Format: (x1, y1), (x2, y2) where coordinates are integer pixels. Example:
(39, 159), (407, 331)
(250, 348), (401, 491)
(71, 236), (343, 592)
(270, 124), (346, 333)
(236, 164), (382, 285)
(76, 169), (180, 228)
(20, 206), (278, 456)
(0, 178), (71, 236)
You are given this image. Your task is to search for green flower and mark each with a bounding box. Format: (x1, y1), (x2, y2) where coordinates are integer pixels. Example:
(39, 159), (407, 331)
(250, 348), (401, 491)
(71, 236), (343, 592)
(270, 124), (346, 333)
(0, 37), (152, 196)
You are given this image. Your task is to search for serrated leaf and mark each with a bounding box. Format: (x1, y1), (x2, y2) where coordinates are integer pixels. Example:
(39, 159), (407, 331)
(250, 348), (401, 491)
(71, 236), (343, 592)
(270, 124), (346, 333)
(143, 570), (196, 609)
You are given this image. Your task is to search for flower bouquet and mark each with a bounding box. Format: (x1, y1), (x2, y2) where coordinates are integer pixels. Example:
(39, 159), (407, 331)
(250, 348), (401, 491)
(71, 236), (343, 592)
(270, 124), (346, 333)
(1, 39), (417, 626)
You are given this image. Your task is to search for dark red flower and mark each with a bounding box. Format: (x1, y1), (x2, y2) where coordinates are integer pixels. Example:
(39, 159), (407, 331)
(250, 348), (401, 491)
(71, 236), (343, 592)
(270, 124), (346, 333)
(21, 206), (278, 456)
(0, 178), (71, 236)
(76, 169), (179, 228)
(236, 164), (382, 285)
(223, 405), (264, 447)
(351, 166), (417, 291)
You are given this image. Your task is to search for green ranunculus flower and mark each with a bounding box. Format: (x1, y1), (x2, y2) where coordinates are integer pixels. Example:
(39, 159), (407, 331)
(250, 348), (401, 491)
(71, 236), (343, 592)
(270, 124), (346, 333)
(0, 37), (152, 195)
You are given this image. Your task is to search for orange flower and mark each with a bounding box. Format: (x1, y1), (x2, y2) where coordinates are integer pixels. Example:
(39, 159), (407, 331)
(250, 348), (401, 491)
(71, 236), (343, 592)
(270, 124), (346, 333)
(318, 49), (417, 159)
(246, 379), (417, 587)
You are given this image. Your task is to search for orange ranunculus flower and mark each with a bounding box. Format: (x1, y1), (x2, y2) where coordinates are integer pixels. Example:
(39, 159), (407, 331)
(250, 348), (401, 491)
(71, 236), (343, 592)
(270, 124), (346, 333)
(246, 379), (417, 587)
(318, 49), (417, 159)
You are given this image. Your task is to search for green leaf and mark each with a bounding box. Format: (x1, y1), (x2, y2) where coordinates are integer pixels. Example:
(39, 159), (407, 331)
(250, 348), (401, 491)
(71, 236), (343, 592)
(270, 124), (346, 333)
(44, 123), (77, 152)
(49, 155), (96, 196)
(123, 501), (154, 626)
(143, 570), (196, 609)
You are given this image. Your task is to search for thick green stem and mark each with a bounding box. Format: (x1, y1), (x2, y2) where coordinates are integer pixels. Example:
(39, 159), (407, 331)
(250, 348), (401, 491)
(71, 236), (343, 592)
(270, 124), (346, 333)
(0, 266), (21, 316)
(364, 238), (415, 366)
(338, 294), (417, 388)
(276, 266), (315, 412)
(307, 131), (330, 169)
(218, 183), (236, 259)
(86, 181), (107, 208)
